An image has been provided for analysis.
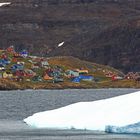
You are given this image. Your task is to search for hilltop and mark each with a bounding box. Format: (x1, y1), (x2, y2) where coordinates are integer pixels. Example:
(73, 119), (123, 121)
(0, 0), (139, 73)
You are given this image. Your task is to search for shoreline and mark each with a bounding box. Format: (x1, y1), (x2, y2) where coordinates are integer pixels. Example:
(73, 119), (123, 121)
(0, 79), (139, 90)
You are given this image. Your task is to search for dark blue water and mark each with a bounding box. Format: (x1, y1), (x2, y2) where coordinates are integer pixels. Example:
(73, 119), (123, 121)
(0, 88), (140, 140)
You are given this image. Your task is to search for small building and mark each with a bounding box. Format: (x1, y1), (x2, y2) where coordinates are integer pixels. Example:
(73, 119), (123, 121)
(43, 74), (53, 80)
(112, 75), (124, 81)
(11, 64), (24, 72)
(75, 69), (89, 74)
(53, 77), (64, 83)
(13, 53), (21, 58)
(105, 71), (114, 78)
(32, 76), (42, 82)
(14, 76), (24, 82)
(0, 64), (5, 71)
(45, 68), (54, 77)
(125, 72), (135, 79)
(72, 75), (94, 83)
(1, 53), (7, 59)
(0, 59), (10, 66)
(24, 69), (36, 77)
(31, 63), (40, 69)
(2, 72), (13, 79)
(14, 70), (26, 77)
(72, 77), (81, 83)
(17, 61), (25, 65)
(7, 46), (15, 53)
(65, 70), (79, 78)
(79, 75), (94, 81)
(41, 60), (49, 68)
(12, 58), (17, 63)
(20, 50), (28, 58)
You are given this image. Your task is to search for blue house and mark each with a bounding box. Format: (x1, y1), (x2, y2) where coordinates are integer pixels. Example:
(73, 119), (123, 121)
(72, 75), (94, 83)
(0, 59), (10, 66)
(20, 50), (28, 58)
(11, 64), (24, 72)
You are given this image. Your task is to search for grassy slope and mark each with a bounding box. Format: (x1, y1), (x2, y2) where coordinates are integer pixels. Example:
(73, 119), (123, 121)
(0, 56), (139, 90)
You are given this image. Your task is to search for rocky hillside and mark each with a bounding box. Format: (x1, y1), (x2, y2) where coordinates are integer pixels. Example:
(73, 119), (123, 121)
(0, 0), (140, 73)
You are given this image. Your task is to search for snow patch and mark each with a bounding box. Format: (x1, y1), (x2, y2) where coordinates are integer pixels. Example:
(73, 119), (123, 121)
(58, 42), (64, 47)
(24, 91), (140, 133)
(0, 2), (11, 7)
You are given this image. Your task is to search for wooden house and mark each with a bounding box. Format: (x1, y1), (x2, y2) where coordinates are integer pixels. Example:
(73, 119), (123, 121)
(24, 69), (36, 77)
(75, 69), (89, 74)
(7, 46), (15, 53)
(11, 64), (24, 72)
(13, 53), (21, 58)
(20, 50), (28, 58)
(0, 64), (5, 71)
(14, 70), (26, 77)
(41, 60), (49, 68)
(43, 74), (53, 80)
(2, 72), (13, 79)
(1, 54), (7, 59)
(65, 70), (79, 78)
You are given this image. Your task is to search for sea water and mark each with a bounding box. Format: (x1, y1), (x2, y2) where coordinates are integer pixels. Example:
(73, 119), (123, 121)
(0, 89), (140, 140)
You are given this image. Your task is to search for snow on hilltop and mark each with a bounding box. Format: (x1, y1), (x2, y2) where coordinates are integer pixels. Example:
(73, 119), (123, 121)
(24, 91), (140, 134)
(0, 2), (11, 7)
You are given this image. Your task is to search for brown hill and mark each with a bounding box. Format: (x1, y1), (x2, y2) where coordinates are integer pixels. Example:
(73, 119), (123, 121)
(0, 0), (140, 73)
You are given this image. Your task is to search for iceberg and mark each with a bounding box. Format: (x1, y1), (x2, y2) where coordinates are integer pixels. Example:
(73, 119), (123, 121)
(24, 91), (140, 133)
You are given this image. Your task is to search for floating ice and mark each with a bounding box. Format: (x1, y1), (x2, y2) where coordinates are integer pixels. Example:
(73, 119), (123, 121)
(0, 2), (11, 7)
(24, 91), (140, 133)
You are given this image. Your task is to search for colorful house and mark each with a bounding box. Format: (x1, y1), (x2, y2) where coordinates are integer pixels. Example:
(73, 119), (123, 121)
(112, 75), (123, 81)
(31, 63), (40, 69)
(53, 77), (64, 83)
(72, 75), (94, 83)
(65, 70), (79, 78)
(32, 76), (42, 82)
(2, 72), (13, 79)
(1, 54), (7, 59)
(14, 70), (26, 77)
(41, 60), (49, 68)
(0, 59), (10, 65)
(11, 64), (24, 72)
(24, 69), (36, 77)
(43, 74), (53, 80)
(7, 46), (15, 53)
(75, 69), (89, 74)
(20, 50), (28, 58)
(0, 64), (5, 71)
(13, 53), (21, 58)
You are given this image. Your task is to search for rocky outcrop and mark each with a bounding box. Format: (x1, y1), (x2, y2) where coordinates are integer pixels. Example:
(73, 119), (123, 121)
(0, 0), (140, 72)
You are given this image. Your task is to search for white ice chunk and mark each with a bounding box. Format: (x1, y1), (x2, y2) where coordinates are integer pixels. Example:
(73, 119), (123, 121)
(24, 91), (140, 132)
(0, 2), (11, 7)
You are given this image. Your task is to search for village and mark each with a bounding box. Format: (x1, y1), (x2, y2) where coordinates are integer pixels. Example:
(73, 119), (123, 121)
(0, 46), (139, 89)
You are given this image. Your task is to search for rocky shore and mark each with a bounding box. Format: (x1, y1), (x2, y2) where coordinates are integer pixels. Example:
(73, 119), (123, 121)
(0, 78), (139, 90)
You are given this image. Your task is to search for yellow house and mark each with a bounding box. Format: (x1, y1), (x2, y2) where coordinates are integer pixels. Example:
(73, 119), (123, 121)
(75, 69), (89, 74)
(2, 72), (13, 79)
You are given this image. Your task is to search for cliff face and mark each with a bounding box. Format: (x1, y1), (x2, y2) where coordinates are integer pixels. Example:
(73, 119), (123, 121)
(0, 0), (140, 72)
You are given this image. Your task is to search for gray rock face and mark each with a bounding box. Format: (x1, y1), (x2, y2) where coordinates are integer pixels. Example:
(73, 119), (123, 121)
(0, 0), (140, 72)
